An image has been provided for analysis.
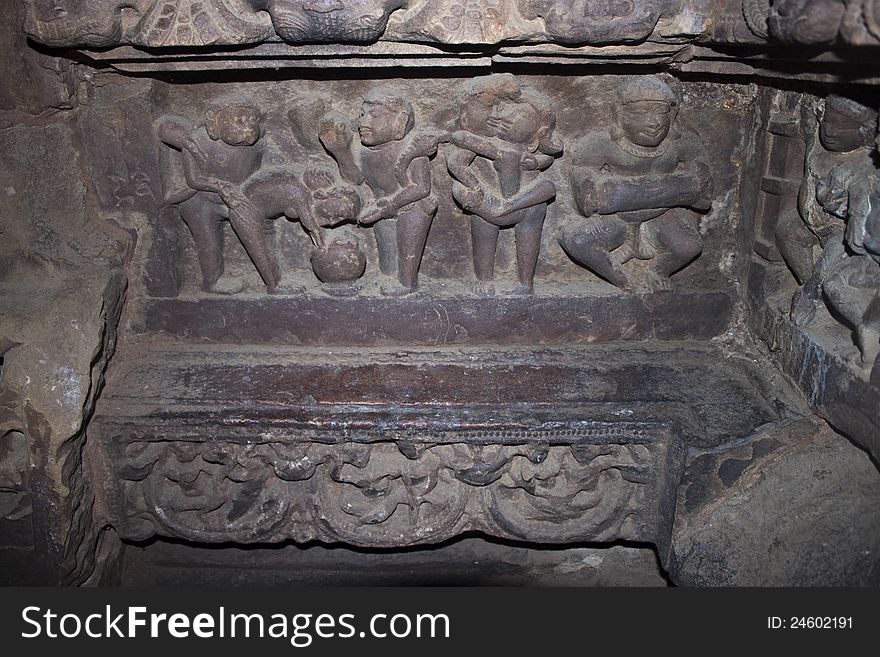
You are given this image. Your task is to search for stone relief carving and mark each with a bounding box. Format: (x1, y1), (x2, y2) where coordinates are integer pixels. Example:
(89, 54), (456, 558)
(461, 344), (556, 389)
(783, 96), (880, 368)
(517, 0), (675, 44)
(394, 0), (523, 44)
(320, 90), (441, 294)
(777, 96), (875, 287)
(24, 0), (274, 48)
(107, 435), (665, 546)
(447, 74), (562, 294)
(157, 100), (270, 293)
(259, 0), (407, 43)
(559, 76), (714, 291)
(742, 0), (880, 45)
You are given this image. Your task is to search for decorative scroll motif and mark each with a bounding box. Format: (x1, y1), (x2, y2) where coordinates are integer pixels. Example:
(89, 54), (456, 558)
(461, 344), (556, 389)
(105, 436), (666, 546)
(447, 74), (562, 294)
(743, 0), (880, 45)
(783, 95), (880, 368)
(559, 76), (714, 291)
(517, 0), (675, 44)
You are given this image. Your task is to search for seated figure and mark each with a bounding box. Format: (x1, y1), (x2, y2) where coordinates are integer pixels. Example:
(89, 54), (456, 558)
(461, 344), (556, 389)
(559, 76), (714, 291)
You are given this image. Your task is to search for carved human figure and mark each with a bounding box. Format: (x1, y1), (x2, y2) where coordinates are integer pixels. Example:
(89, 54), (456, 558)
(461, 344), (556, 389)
(777, 96), (877, 287)
(790, 109), (880, 367)
(560, 76), (713, 291)
(447, 74), (563, 294)
(319, 90), (440, 293)
(258, 0), (406, 43)
(157, 101), (271, 293)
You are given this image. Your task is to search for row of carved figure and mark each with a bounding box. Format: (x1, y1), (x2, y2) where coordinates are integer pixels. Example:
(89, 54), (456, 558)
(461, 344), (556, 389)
(104, 437), (661, 546)
(158, 74), (715, 295)
(23, 0), (880, 48)
(772, 94), (880, 369)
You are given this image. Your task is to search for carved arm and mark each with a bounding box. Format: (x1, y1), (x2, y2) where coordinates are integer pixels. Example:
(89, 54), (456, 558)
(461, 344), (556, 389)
(318, 111), (364, 186)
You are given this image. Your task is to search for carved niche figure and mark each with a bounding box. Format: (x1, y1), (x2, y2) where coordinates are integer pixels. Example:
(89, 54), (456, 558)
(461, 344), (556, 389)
(789, 103), (880, 368)
(777, 95), (877, 287)
(559, 76), (713, 291)
(257, 0), (406, 43)
(446, 74), (563, 294)
(319, 90), (441, 294)
(157, 100), (273, 293)
(517, 0), (674, 44)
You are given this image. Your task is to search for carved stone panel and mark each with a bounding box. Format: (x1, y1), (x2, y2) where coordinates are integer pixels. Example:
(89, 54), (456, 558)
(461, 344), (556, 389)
(98, 430), (671, 547)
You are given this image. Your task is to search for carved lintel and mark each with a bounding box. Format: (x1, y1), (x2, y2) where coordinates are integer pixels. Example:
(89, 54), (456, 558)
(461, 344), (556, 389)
(100, 432), (670, 547)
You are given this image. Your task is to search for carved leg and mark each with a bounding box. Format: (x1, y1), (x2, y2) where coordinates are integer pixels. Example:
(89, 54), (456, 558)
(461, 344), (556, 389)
(227, 203), (280, 293)
(645, 211), (703, 280)
(513, 205), (546, 294)
(396, 206), (435, 291)
(854, 286), (880, 366)
(373, 219), (398, 277)
(558, 215), (631, 289)
(471, 216), (500, 282)
(776, 210), (819, 284)
(179, 193), (225, 292)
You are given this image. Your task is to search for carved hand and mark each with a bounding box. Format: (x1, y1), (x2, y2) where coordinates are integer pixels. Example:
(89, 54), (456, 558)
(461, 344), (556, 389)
(359, 198), (394, 225)
(318, 112), (353, 153)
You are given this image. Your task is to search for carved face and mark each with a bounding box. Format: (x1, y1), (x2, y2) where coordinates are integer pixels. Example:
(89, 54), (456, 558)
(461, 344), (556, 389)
(618, 100), (674, 148)
(487, 99), (540, 146)
(357, 101), (410, 146)
(820, 104), (871, 153)
(205, 106), (262, 147)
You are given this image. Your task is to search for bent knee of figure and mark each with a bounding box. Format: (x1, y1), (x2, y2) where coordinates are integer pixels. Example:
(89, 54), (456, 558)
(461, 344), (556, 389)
(561, 217), (627, 251)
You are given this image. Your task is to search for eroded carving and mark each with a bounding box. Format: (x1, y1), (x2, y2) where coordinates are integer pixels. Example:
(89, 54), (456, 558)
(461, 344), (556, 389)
(518, 0), (674, 44)
(108, 435), (666, 546)
(743, 0), (880, 45)
(560, 76), (714, 291)
(786, 96), (880, 367)
(261, 0), (407, 43)
(320, 90), (441, 293)
(24, 0), (273, 48)
(447, 74), (562, 294)
(157, 100), (269, 293)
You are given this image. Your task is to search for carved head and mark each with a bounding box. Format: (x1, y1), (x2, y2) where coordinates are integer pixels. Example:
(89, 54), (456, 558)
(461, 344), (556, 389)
(205, 101), (264, 147)
(768, 0), (846, 45)
(614, 76), (679, 149)
(304, 169), (363, 227)
(819, 96), (878, 154)
(357, 91), (415, 146)
(458, 74), (524, 138)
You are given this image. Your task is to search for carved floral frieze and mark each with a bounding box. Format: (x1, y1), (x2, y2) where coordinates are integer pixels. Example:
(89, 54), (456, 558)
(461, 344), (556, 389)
(100, 433), (668, 546)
